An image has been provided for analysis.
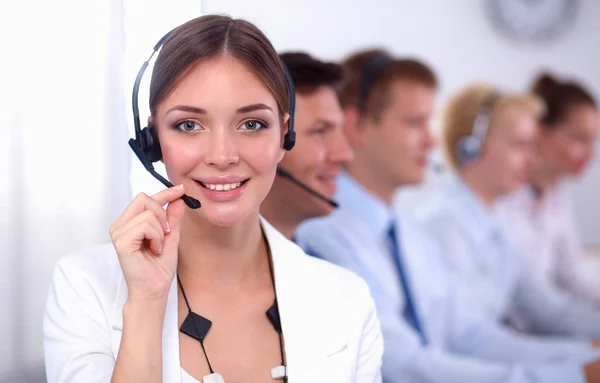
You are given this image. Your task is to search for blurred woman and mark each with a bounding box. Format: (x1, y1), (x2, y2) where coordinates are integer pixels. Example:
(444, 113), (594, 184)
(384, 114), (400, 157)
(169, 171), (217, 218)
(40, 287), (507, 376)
(416, 83), (600, 339)
(499, 73), (600, 309)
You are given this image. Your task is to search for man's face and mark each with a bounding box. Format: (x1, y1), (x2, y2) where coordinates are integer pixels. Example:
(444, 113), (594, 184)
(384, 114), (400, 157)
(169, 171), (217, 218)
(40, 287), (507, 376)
(276, 85), (353, 219)
(362, 79), (435, 191)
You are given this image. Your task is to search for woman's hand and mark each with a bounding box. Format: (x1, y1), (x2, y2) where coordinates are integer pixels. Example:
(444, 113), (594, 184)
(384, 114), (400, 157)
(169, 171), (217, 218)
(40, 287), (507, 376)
(109, 185), (187, 303)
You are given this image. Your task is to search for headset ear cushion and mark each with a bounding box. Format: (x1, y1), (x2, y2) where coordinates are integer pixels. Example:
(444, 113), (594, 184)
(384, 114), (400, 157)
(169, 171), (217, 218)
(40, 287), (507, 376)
(141, 125), (163, 163)
(456, 135), (481, 165)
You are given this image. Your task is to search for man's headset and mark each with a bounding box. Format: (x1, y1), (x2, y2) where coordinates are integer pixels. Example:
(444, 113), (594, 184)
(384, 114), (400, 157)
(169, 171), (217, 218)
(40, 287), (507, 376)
(359, 52), (394, 114)
(455, 91), (500, 165)
(274, 53), (396, 209)
(129, 29), (297, 209)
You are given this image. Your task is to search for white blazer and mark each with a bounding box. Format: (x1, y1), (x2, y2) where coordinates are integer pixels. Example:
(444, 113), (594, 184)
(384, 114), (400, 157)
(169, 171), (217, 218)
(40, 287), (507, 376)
(43, 218), (383, 383)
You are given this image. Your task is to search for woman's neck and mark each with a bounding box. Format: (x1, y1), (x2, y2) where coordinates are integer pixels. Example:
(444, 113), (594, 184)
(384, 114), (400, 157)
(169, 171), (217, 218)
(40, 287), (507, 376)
(176, 211), (268, 293)
(460, 171), (497, 209)
(530, 164), (560, 197)
(260, 196), (299, 241)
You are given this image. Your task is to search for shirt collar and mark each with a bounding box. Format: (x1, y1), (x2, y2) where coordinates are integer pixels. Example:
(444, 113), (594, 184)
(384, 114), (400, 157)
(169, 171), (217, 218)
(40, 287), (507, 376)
(335, 171), (395, 237)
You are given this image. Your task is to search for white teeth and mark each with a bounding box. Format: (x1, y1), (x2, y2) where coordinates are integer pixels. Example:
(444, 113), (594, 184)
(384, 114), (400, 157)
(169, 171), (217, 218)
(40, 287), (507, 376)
(202, 182), (242, 191)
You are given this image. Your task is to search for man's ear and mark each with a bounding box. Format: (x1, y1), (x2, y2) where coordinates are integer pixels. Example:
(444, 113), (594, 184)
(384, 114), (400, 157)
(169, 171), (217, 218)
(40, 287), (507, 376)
(343, 106), (366, 149)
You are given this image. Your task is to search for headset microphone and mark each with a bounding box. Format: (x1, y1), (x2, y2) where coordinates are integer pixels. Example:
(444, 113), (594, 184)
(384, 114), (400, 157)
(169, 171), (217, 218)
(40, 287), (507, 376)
(276, 168), (339, 208)
(130, 30), (201, 209)
(129, 139), (201, 209)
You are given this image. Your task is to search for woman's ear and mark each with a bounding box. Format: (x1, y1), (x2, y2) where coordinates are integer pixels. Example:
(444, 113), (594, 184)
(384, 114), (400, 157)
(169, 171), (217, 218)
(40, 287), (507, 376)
(147, 116), (154, 127)
(282, 113), (290, 132)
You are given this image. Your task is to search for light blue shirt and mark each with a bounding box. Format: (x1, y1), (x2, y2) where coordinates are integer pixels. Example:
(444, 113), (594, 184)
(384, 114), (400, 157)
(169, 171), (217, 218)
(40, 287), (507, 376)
(297, 171), (598, 383)
(415, 173), (600, 340)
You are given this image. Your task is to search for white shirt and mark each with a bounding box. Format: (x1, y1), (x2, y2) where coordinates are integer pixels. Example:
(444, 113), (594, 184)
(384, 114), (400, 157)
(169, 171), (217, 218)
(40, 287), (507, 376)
(181, 368), (201, 383)
(43, 217), (383, 383)
(498, 184), (600, 307)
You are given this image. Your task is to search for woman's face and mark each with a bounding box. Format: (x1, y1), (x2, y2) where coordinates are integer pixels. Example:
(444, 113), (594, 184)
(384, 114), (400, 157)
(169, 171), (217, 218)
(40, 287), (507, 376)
(476, 107), (539, 196)
(538, 104), (599, 178)
(155, 56), (285, 227)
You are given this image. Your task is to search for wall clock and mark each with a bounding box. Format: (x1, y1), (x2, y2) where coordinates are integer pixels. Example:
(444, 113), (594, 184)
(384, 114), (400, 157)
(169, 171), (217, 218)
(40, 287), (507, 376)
(485, 0), (581, 43)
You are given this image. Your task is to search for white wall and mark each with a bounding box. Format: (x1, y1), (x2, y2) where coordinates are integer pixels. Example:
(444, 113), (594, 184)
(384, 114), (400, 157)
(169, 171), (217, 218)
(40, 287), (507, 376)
(204, 0), (600, 244)
(0, 1), (203, 380)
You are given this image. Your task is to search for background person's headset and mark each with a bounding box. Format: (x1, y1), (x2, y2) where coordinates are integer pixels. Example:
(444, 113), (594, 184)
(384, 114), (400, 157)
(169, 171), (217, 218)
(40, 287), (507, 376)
(278, 52), (395, 209)
(358, 52), (394, 114)
(129, 29), (297, 209)
(455, 91), (500, 165)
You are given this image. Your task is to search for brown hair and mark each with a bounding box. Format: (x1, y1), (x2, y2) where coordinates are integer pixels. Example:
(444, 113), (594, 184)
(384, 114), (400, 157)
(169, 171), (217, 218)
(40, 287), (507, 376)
(279, 52), (343, 95)
(531, 72), (597, 129)
(149, 15), (289, 123)
(338, 48), (437, 121)
(441, 83), (544, 169)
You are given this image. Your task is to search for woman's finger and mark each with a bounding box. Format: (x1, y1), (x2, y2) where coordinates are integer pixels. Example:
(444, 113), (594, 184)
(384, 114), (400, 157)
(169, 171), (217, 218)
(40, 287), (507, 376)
(110, 185), (185, 236)
(111, 210), (165, 256)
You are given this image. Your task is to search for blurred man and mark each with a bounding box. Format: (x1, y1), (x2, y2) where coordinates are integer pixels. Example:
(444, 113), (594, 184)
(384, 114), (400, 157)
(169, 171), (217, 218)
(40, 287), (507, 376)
(297, 49), (600, 383)
(261, 52), (353, 240)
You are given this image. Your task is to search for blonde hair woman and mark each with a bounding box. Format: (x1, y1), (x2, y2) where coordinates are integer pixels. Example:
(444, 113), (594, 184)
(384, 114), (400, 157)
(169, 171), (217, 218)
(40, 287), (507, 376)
(417, 83), (600, 345)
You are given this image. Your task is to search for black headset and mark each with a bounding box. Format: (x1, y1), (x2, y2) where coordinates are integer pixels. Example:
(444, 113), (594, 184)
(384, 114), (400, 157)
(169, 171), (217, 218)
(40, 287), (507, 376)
(359, 52), (394, 114)
(129, 29), (297, 209)
(455, 90), (500, 165)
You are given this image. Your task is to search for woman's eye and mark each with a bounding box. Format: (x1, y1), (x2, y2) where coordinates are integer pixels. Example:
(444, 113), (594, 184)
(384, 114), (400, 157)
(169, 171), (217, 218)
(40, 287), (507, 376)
(175, 121), (201, 132)
(240, 120), (267, 131)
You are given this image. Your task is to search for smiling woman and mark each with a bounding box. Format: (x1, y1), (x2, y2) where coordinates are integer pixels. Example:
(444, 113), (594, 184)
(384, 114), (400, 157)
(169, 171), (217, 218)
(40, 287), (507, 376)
(42, 14), (383, 383)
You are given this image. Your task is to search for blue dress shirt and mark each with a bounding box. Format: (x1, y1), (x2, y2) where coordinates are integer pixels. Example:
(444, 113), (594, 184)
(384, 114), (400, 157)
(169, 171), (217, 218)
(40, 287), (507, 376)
(297, 171), (599, 383)
(416, 173), (600, 339)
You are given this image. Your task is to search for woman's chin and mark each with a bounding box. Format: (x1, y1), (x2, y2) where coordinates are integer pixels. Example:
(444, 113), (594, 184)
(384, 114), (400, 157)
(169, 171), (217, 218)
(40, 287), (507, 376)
(194, 202), (257, 228)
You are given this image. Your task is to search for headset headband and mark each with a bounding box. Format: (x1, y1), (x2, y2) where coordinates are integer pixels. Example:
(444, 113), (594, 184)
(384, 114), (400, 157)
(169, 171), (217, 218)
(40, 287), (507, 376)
(471, 90), (500, 141)
(358, 52), (394, 113)
(132, 31), (172, 142)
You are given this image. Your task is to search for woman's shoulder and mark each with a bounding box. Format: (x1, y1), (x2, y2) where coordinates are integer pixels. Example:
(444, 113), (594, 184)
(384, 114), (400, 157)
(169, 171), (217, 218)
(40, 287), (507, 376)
(50, 243), (123, 298)
(55, 242), (120, 272)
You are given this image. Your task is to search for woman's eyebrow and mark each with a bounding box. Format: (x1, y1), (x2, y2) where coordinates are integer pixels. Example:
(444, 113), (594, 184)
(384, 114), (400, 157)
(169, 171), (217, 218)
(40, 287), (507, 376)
(166, 105), (207, 115)
(236, 103), (273, 114)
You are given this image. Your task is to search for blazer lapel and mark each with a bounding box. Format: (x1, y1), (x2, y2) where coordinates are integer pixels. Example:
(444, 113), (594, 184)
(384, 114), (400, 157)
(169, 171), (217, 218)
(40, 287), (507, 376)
(261, 218), (348, 379)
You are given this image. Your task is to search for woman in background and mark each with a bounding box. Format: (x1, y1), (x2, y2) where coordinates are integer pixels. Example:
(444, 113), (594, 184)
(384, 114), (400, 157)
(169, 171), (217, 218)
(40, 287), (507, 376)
(416, 82), (600, 339)
(499, 73), (600, 308)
